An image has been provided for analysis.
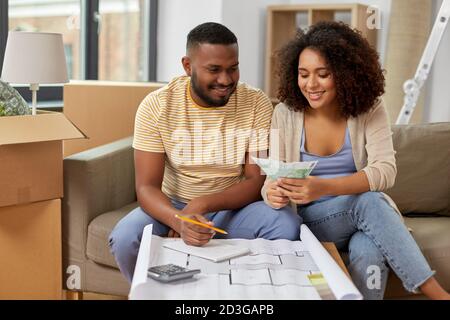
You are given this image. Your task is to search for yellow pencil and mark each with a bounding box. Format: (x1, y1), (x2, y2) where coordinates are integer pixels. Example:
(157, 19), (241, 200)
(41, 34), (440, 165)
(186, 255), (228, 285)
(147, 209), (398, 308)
(174, 214), (228, 235)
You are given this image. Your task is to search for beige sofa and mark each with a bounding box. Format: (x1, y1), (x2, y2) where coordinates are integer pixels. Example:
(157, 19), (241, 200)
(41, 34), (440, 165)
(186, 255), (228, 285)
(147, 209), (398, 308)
(62, 123), (450, 299)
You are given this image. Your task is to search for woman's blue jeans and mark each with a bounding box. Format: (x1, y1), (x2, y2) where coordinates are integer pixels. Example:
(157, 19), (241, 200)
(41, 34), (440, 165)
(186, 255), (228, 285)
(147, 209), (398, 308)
(298, 191), (435, 300)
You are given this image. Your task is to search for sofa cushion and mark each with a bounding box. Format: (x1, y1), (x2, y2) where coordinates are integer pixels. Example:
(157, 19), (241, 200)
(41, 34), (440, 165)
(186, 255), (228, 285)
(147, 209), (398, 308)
(87, 202), (139, 268)
(403, 217), (450, 290)
(343, 217), (450, 297)
(386, 123), (450, 216)
(404, 217), (450, 268)
(385, 217), (450, 297)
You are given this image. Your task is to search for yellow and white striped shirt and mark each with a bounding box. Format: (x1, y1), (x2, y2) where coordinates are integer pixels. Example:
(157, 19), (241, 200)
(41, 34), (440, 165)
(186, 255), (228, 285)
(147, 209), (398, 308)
(133, 76), (273, 202)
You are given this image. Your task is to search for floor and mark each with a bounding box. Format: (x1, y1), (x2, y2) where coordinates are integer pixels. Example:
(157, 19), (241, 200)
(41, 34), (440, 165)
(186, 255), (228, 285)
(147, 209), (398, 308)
(64, 290), (127, 300)
(63, 290), (426, 300)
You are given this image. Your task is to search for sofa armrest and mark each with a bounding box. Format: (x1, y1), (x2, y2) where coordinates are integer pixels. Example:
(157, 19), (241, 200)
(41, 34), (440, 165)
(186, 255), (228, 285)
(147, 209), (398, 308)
(62, 136), (136, 283)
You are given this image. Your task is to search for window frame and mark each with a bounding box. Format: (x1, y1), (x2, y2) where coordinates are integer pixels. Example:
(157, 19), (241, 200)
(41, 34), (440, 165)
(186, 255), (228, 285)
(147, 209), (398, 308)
(0, 0), (158, 103)
(0, 1), (8, 75)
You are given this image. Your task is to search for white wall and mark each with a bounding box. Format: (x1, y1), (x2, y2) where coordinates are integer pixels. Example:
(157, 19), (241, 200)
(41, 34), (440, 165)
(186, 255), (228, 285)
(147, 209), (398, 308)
(156, 0), (222, 82)
(157, 0), (284, 86)
(157, 0), (392, 90)
(156, 0), (450, 123)
(221, 0), (286, 88)
(424, 0), (450, 122)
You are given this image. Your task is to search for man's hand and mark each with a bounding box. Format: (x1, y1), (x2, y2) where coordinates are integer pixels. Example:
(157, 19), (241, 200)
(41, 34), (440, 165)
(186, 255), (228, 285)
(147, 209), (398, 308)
(175, 213), (215, 246)
(167, 229), (180, 238)
(277, 176), (326, 205)
(171, 197), (215, 246)
(266, 179), (290, 209)
(182, 197), (210, 216)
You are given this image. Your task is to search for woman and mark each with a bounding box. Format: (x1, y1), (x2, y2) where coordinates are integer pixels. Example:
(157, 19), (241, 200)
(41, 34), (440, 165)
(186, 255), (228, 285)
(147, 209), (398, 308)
(262, 21), (450, 300)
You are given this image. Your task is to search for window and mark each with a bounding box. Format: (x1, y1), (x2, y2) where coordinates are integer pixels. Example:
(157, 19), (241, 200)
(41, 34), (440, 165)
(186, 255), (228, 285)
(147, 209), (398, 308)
(99, 0), (146, 81)
(9, 0), (82, 80)
(0, 0), (157, 103)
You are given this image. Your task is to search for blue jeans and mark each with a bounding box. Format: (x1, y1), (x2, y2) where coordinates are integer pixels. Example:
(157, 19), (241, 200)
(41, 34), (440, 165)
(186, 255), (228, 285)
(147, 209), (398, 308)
(109, 200), (301, 283)
(298, 192), (435, 300)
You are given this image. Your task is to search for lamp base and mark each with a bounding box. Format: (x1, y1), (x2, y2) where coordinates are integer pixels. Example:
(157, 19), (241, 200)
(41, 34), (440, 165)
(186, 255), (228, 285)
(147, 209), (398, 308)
(30, 83), (39, 116)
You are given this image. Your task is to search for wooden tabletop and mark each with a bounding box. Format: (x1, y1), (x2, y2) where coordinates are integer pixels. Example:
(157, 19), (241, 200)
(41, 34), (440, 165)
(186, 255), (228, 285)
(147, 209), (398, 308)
(321, 242), (351, 278)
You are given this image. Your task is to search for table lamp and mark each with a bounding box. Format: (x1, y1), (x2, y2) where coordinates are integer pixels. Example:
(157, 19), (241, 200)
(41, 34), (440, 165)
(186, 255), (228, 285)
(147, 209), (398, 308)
(1, 32), (69, 115)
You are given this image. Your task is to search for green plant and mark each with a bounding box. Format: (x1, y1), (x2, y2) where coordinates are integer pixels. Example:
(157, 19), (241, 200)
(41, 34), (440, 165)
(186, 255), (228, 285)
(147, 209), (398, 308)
(1, 80), (31, 116)
(0, 101), (6, 116)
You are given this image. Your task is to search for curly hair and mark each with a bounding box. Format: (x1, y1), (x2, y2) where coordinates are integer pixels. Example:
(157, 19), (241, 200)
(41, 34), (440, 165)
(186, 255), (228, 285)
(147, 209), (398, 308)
(276, 21), (385, 117)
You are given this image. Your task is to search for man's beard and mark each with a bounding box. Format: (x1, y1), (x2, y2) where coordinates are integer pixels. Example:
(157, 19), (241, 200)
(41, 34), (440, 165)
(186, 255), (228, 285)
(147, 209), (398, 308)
(190, 71), (235, 107)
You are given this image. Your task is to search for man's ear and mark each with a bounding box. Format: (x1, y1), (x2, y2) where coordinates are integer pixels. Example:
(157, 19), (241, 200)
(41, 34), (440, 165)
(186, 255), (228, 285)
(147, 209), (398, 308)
(182, 56), (192, 76)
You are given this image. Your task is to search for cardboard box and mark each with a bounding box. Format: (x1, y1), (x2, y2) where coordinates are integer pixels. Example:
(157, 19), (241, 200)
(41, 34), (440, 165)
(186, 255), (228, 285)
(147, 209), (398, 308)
(0, 112), (84, 299)
(0, 112), (85, 207)
(63, 80), (164, 157)
(0, 199), (62, 300)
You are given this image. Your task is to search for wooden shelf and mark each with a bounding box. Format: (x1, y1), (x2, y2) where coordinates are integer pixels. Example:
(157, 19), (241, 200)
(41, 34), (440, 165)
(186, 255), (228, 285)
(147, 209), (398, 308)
(265, 3), (377, 99)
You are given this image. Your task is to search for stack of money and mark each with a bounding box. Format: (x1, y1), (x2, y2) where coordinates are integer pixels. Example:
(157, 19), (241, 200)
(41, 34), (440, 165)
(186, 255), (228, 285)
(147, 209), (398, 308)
(252, 157), (318, 180)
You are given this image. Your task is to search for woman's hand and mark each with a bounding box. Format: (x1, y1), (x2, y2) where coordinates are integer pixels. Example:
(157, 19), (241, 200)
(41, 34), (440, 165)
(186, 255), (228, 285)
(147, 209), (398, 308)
(266, 179), (290, 209)
(277, 176), (326, 205)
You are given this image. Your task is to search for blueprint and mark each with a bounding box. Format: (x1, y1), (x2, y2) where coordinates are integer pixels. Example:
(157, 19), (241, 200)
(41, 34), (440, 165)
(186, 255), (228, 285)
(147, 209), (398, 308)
(157, 238), (319, 284)
(129, 225), (362, 300)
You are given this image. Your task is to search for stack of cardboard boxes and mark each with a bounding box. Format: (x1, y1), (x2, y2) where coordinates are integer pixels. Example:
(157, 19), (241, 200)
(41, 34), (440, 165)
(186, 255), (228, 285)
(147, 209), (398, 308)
(62, 80), (164, 157)
(0, 81), (163, 299)
(0, 111), (84, 299)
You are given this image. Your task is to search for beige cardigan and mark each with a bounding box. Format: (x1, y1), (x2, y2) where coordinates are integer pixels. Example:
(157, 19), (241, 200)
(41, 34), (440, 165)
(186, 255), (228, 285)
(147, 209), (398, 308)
(261, 99), (402, 217)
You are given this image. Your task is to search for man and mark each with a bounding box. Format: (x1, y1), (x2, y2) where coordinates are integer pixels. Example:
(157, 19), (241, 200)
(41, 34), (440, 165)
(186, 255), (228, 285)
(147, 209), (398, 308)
(109, 22), (301, 283)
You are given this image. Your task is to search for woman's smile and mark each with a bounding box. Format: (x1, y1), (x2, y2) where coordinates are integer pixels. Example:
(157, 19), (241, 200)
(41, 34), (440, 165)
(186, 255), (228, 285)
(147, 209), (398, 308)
(307, 90), (326, 101)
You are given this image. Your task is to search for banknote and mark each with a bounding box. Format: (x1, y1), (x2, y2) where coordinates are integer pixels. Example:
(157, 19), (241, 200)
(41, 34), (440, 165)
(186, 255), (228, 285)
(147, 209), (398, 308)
(252, 157), (318, 179)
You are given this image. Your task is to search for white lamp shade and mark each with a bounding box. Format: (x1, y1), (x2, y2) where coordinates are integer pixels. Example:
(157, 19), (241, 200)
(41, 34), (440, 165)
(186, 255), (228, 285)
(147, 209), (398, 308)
(1, 32), (69, 84)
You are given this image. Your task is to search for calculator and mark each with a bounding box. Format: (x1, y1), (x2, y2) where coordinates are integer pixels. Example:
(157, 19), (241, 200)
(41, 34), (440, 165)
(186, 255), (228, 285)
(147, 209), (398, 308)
(147, 264), (201, 282)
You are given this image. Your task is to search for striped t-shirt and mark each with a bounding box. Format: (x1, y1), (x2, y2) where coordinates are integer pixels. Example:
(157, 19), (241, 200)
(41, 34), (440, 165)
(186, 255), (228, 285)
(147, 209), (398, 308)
(133, 76), (273, 202)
